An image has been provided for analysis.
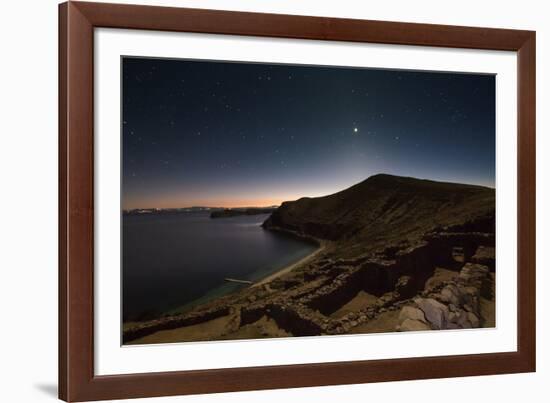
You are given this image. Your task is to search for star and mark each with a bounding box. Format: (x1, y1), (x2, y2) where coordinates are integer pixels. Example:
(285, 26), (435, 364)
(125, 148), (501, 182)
(353, 127), (359, 133)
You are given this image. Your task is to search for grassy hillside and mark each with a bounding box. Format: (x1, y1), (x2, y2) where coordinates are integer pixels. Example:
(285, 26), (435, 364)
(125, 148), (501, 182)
(263, 174), (495, 256)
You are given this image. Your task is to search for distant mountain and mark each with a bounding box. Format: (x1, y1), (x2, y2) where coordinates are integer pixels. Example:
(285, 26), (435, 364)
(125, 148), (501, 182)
(124, 206), (280, 216)
(263, 174), (495, 254)
(123, 206), (219, 215)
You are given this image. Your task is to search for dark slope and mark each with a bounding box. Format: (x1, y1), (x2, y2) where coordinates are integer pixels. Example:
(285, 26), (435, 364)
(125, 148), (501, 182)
(263, 174), (495, 252)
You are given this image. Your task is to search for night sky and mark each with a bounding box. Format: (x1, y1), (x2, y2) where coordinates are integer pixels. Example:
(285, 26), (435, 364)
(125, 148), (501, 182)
(122, 57), (495, 210)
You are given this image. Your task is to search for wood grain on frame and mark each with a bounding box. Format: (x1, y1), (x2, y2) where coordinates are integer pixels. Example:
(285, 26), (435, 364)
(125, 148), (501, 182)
(59, 1), (536, 401)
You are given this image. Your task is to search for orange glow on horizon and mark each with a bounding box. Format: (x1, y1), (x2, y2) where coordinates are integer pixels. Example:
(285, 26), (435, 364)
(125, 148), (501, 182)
(123, 182), (355, 210)
(123, 195), (307, 210)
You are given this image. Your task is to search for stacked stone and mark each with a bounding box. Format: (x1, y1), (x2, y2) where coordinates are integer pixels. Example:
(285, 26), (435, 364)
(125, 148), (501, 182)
(396, 261), (493, 332)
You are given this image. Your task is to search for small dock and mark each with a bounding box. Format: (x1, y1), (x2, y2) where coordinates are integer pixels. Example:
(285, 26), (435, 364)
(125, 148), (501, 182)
(224, 278), (253, 285)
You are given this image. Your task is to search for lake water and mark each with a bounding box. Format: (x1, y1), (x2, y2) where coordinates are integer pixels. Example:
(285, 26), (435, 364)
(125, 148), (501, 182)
(122, 212), (318, 321)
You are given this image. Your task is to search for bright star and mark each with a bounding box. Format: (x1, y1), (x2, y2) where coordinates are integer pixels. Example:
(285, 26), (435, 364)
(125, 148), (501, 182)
(353, 127), (358, 133)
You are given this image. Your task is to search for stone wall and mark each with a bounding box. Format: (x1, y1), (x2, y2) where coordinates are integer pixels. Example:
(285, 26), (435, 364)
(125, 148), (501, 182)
(124, 219), (496, 342)
(123, 306), (230, 343)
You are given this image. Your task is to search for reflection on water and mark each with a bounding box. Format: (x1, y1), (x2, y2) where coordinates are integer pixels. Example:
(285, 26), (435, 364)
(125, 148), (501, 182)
(122, 212), (317, 321)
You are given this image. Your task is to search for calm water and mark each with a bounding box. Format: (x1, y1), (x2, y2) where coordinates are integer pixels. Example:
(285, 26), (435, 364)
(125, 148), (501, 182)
(123, 212), (317, 321)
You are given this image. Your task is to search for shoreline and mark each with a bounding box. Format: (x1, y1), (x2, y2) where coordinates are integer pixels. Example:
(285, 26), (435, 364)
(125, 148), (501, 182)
(252, 226), (327, 287)
(252, 243), (325, 287)
(146, 225), (324, 319)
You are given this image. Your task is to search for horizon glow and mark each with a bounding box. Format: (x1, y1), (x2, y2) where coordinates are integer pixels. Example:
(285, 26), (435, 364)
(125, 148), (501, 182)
(122, 58), (496, 210)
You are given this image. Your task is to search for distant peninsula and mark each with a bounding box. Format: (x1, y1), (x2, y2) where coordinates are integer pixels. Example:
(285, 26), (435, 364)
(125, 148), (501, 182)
(123, 206), (278, 218)
(210, 207), (277, 219)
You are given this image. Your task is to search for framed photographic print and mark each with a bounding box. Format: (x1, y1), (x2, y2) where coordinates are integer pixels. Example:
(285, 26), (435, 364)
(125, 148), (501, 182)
(59, 1), (536, 401)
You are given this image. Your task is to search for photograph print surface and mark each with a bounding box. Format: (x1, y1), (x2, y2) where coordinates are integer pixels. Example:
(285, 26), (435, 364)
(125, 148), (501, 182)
(121, 57), (496, 345)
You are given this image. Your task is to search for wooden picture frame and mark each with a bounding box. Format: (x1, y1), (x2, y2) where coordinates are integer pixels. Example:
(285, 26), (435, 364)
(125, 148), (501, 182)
(59, 1), (536, 401)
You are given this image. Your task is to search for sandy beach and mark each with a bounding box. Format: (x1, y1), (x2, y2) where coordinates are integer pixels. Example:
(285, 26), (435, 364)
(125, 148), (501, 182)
(252, 243), (325, 287)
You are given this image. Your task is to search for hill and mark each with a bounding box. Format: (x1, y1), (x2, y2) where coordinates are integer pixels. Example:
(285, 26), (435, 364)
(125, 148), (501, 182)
(263, 174), (495, 256)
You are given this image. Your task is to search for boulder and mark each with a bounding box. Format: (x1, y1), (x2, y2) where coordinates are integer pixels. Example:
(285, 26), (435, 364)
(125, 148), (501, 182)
(447, 311), (459, 323)
(439, 285), (460, 306)
(456, 311), (473, 329)
(467, 312), (480, 328)
(399, 319), (431, 332)
(415, 298), (449, 330)
(398, 306), (427, 324)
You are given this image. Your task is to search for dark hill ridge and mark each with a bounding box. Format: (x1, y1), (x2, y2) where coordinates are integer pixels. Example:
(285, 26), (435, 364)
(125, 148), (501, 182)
(263, 174), (494, 255)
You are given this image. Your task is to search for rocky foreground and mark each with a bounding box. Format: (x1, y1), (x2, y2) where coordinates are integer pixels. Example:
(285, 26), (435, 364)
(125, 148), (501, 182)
(123, 174), (495, 344)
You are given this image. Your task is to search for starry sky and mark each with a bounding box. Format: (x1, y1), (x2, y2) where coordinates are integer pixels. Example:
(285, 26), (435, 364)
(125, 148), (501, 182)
(122, 57), (495, 210)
